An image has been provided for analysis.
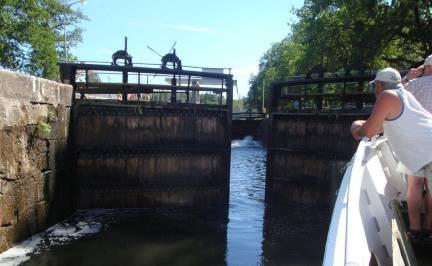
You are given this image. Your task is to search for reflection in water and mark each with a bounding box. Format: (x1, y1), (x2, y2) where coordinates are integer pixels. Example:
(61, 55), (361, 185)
(22, 209), (228, 266)
(11, 136), (331, 266)
(229, 138), (331, 265)
(262, 203), (331, 265)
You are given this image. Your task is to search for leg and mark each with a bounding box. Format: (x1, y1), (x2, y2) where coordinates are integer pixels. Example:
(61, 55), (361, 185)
(424, 177), (432, 230)
(407, 175), (425, 230)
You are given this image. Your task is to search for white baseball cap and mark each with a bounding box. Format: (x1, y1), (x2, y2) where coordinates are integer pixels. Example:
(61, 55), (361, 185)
(424, 54), (432, 66)
(373, 67), (401, 83)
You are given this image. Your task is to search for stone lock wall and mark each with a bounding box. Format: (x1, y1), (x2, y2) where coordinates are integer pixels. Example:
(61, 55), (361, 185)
(0, 70), (72, 252)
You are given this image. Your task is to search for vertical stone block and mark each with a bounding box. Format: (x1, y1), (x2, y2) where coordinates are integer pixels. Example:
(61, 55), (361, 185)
(0, 70), (72, 253)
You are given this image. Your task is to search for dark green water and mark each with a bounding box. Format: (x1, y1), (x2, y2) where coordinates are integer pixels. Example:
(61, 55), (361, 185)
(18, 138), (330, 266)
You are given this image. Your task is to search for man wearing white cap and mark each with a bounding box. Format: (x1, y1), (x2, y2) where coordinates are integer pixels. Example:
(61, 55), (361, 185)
(351, 67), (432, 241)
(402, 54), (432, 112)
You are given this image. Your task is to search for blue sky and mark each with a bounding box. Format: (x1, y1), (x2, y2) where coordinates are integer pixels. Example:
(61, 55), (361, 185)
(70, 0), (304, 98)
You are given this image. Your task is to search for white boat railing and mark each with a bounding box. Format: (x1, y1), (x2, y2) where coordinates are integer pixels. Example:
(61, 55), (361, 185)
(323, 137), (407, 266)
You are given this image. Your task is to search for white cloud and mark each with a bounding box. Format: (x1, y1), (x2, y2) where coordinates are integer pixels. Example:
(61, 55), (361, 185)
(231, 64), (259, 98)
(173, 25), (214, 34)
(232, 64), (258, 77)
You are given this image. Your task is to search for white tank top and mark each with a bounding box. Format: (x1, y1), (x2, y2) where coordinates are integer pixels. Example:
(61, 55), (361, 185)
(383, 85), (432, 172)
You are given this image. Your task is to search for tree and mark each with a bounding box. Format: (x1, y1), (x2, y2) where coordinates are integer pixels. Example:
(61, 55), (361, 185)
(0, 0), (87, 80)
(246, 0), (432, 108)
(233, 98), (246, 112)
(246, 38), (304, 111)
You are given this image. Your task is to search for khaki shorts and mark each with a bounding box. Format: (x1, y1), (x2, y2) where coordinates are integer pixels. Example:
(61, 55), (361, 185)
(398, 162), (432, 176)
(398, 162), (432, 191)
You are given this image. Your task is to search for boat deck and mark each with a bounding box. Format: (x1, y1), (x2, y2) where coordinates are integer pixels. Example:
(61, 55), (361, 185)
(397, 201), (432, 265)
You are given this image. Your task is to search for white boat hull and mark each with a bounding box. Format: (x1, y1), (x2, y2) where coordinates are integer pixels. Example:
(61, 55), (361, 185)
(323, 138), (408, 266)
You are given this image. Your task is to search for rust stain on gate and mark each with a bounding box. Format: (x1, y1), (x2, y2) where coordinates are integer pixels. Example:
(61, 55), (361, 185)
(60, 62), (233, 209)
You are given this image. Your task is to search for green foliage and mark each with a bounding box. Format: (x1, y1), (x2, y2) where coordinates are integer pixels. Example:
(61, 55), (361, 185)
(246, 0), (432, 109)
(233, 98), (246, 112)
(87, 70), (101, 82)
(36, 121), (51, 136)
(200, 93), (222, 105)
(0, 0), (87, 80)
(35, 111), (57, 137)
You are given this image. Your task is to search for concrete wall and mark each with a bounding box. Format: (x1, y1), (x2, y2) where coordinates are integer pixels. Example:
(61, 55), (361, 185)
(0, 70), (72, 252)
(73, 101), (231, 208)
(266, 113), (369, 206)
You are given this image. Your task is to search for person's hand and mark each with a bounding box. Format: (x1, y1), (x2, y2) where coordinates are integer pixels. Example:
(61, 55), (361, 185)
(404, 66), (424, 81)
(351, 120), (365, 140)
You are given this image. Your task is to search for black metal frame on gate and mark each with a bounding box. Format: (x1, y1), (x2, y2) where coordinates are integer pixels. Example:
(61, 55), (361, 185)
(59, 62), (234, 108)
(232, 111), (266, 120)
(266, 72), (380, 204)
(269, 74), (376, 113)
(59, 62), (234, 208)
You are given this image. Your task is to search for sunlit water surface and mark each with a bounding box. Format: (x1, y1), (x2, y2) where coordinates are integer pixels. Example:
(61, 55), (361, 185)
(1, 136), (330, 266)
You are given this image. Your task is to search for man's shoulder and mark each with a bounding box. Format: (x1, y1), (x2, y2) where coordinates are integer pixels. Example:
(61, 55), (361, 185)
(377, 90), (401, 105)
(380, 89), (399, 97)
(410, 75), (432, 85)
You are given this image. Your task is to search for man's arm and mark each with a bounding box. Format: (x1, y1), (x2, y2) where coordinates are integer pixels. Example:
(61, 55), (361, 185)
(402, 66), (424, 86)
(351, 91), (401, 140)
